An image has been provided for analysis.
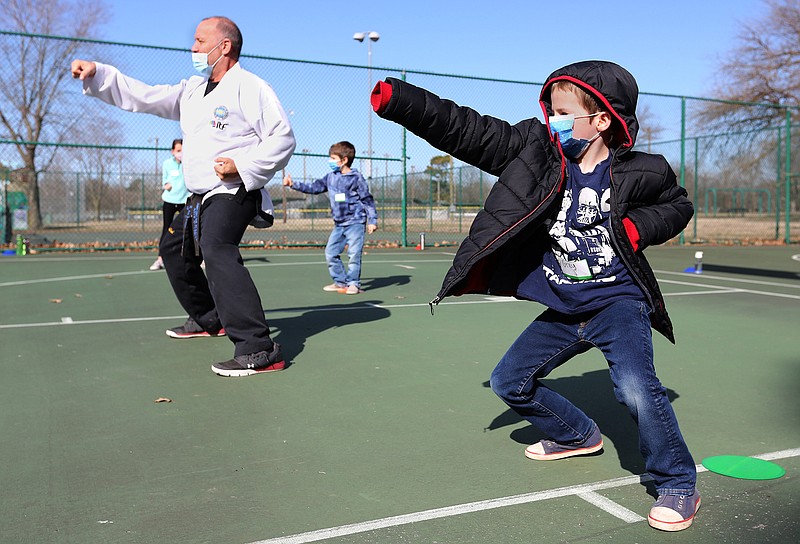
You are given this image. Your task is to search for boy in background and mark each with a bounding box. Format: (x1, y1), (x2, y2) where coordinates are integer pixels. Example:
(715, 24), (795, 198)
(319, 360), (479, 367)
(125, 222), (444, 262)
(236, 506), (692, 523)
(372, 61), (699, 531)
(283, 141), (377, 294)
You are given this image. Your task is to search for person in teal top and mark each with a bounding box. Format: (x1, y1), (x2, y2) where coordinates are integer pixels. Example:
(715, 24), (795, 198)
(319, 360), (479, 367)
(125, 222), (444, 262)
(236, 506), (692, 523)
(151, 138), (190, 270)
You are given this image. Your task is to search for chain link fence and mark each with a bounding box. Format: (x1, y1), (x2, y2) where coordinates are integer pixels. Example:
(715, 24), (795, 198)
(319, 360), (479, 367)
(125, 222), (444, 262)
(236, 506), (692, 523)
(1, 31), (797, 252)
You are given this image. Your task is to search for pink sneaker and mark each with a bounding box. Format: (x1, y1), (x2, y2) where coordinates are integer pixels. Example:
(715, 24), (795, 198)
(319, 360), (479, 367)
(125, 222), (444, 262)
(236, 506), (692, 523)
(524, 425), (603, 460)
(323, 283), (346, 292)
(648, 491), (701, 531)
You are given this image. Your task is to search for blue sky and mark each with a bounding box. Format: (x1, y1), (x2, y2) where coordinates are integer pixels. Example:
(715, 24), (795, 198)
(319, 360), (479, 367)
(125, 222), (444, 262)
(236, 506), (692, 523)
(103, 0), (764, 98)
(22, 0), (765, 177)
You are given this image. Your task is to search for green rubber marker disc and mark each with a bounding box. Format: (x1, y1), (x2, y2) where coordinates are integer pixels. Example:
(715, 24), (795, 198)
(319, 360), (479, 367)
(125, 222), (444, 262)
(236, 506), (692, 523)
(702, 455), (786, 480)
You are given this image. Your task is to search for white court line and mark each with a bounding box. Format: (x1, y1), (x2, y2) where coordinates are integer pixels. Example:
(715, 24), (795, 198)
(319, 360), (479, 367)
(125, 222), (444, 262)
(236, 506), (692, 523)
(1, 300), (514, 330)
(656, 270), (800, 290)
(0, 259), (452, 288)
(0, 270), (150, 287)
(665, 289), (744, 297)
(245, 259), (452, 269)
(659, 278), (800, 301)
(0, 315), (187, 329)
(248, 448), (800, 544)
(577, 491), (644, 523)
(0, 303), (391, 330)
(3, 251), (452, 263)
(0, 280), (790, 330)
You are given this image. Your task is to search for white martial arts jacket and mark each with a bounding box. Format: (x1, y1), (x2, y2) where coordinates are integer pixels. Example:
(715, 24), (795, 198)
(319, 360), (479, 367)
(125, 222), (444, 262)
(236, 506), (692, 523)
(83, 62), (296, 226)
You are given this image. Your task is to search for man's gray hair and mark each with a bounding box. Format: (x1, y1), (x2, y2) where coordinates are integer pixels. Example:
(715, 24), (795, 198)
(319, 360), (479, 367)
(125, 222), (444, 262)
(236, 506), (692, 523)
(203, 16), (243, 59)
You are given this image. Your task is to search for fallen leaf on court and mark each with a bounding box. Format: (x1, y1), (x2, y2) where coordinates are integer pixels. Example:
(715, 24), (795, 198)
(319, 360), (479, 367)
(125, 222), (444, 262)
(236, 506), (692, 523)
(74, 293), (83, 298)
(104, 275), (113, 279)
(154, 397), (172, 403)
(49, 298), (63, 303)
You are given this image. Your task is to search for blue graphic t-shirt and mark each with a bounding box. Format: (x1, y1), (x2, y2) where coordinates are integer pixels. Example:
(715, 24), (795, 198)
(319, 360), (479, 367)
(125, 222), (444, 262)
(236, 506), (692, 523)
(518, 157), (644, 313)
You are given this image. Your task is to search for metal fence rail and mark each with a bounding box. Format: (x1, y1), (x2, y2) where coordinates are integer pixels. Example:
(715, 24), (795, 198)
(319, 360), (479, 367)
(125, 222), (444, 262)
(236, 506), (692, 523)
(1, 31), (796, 252)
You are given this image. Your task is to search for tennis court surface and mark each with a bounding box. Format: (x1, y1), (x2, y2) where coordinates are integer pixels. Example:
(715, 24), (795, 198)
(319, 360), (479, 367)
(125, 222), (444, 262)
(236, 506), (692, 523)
(1, 245), (798, 543)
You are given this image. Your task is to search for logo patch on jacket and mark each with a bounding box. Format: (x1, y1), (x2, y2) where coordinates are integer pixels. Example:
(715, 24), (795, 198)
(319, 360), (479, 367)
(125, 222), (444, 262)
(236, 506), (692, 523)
(210, 105), (229, 130)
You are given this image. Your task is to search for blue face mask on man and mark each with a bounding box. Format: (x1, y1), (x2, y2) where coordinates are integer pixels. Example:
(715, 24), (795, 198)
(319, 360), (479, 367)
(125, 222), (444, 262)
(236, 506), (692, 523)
(548, 113), (603, 160)
(191, 40), (224, 77)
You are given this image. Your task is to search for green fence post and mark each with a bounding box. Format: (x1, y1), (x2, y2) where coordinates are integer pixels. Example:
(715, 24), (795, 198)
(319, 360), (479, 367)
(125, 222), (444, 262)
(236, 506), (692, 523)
(401, 71), (408, 247)
(75, 173), (81, 227)
(1, 170), (8, 244)
(428, 171), (433, 232)
(381, 171), (386, 230)
(458, 165), (463, 233)
(775, 126), (782, 240)
(693, 137), (698, 241)
(679, 96), (686, 245)
(785, 108), (792, 244)
(141, 174), (146, 231)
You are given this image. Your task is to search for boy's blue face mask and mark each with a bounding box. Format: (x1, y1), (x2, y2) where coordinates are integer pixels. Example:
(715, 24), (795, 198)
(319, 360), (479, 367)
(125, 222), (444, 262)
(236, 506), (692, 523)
(328, 159), (342, 172)
(548, 113), (602, 160)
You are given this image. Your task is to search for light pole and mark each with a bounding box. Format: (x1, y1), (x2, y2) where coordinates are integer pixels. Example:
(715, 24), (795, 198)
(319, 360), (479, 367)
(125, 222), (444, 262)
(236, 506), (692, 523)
(353, 31), (379, 178)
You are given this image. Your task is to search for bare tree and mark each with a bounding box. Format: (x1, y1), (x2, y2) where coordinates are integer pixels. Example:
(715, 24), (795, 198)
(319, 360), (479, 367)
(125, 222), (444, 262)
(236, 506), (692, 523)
(700, 0), (799, 212)
(0, 0), (110, 229)
(705, 0), (799, 125)
(636, 103), (666, 153)
(68, 117), (124, 221)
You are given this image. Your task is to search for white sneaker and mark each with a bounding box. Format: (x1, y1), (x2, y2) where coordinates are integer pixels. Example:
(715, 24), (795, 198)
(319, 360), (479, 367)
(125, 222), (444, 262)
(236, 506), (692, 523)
(323, 283), (346, 292)
(149, 257), (164, 270)
(345, 285), (363, 295)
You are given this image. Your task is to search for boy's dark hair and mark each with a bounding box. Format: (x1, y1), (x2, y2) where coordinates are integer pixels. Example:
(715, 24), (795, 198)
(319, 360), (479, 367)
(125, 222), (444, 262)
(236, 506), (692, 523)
(329, 141), (356, 167)
(171, 138), (183, 150)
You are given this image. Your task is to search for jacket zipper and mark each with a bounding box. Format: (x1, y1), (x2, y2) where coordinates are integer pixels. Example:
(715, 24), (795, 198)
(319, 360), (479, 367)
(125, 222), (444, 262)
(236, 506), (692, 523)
(608, 154), (653, 308)
(429, 150), (568, 313)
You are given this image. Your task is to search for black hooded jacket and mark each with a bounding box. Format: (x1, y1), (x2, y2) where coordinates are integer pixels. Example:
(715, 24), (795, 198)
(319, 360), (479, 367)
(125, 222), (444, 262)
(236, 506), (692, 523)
(374, 60), (693, 342)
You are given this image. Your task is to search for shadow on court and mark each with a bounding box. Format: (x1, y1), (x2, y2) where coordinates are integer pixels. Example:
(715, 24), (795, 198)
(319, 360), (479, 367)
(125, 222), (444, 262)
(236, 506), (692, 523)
(243, 256), (271, 264)
(703, 263), (800, 280)
(482, 369), (681, 495)
(361, 274), (412, 290)
(266, 301), (391, 363)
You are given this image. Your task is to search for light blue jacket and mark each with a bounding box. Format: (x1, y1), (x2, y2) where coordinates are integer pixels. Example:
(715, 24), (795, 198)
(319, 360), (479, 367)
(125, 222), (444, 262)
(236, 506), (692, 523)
(290, 169), (377, 226)
(161, 157), (191, 204)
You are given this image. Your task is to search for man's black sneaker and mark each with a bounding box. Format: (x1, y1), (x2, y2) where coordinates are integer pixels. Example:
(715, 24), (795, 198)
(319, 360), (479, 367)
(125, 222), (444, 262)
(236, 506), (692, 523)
(211, 343), (286, 377)
(165, 317), (226, 339)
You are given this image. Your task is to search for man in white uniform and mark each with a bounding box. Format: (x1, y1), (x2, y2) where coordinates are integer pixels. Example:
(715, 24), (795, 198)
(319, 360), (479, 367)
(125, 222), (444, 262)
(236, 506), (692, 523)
(71, 16), (296, 377)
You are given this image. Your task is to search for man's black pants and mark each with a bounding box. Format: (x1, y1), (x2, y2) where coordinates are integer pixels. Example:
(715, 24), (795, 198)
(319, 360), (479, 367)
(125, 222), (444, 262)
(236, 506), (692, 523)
(159, 191), (274, 357)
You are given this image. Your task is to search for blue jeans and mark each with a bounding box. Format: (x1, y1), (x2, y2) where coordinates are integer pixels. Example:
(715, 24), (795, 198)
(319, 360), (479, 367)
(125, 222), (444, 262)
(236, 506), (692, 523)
(490, 299), (696, 495)
(325, 222), (366, 287)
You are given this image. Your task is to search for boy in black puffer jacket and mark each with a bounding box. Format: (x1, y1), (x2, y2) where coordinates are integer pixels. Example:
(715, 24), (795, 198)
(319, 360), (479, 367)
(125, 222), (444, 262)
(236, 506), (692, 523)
(372, 60), (699, 531)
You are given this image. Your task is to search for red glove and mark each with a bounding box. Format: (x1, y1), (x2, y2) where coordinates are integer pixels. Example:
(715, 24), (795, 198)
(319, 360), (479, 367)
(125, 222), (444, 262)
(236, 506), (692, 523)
(622, 217), (640, 252)
(371, 80), (392, 114)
